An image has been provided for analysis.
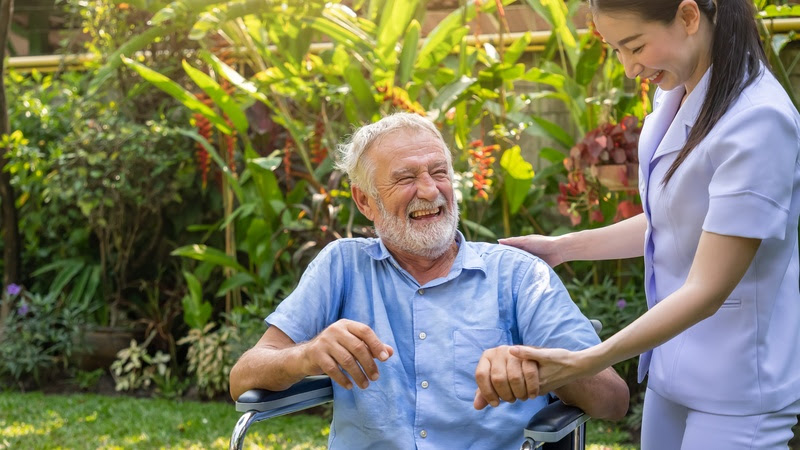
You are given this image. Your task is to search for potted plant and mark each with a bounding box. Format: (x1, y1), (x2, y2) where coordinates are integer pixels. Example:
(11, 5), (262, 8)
(566, 115), (641, 190)
(557, 116), (643, 226)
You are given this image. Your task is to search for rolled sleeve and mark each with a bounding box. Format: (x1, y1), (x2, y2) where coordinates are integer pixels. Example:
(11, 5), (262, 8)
(265, 242), (345, 343)
(703, 103), (797, 240)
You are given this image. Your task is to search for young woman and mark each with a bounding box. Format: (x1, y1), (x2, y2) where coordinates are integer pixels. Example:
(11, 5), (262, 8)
(499, 0), (800, 447)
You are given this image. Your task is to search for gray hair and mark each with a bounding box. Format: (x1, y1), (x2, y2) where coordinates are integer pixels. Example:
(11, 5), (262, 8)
(335, 113), (452, 196)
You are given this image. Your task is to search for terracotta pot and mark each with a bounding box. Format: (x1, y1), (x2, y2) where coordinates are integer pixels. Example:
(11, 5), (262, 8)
(589, 163), (639, 191)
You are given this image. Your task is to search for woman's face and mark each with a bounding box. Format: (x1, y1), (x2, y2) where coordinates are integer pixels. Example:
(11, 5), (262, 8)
(593, 4), (711, 94)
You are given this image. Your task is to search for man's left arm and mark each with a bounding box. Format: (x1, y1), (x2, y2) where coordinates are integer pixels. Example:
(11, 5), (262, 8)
(553, 366), (629, 420)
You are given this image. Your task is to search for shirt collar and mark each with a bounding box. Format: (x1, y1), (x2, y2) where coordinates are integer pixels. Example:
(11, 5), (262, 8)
(361, 230), (488, 276)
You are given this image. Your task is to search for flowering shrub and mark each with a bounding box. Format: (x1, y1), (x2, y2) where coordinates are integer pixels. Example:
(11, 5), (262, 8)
(558, 115), (644, 226)
(0, 285), (86, 387)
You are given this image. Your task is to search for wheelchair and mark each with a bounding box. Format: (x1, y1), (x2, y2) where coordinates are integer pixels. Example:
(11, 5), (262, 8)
(230, 321), (602, 450)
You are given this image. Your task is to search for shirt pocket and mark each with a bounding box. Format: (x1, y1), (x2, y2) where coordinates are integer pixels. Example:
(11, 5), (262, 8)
(453, 328), (509, 401)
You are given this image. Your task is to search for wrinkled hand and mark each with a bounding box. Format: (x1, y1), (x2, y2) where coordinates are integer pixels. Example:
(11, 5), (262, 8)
(509, 346), (585, 394)
(498, 234), (564, 267)
(473, 346), (541, 410)
(301, 319), (394, 390)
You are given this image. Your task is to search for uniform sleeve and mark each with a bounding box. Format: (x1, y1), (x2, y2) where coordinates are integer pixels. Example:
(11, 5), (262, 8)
(265, 241), (346, 343)
(703, 103), (799, 240)
(515, 259), (600, 350)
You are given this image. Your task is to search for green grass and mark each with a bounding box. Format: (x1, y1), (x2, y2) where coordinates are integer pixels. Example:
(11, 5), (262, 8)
(0, 392), (329, 449)
(0, 392), (637, 449)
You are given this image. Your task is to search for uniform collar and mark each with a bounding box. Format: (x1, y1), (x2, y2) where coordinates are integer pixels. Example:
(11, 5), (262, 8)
(650, 67), (711, 160)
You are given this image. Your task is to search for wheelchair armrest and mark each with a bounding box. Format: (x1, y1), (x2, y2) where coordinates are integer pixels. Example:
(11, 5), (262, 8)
(235, 375), (333, 413)
(231, 376), (333, 450)
(523, 399), (589, 444)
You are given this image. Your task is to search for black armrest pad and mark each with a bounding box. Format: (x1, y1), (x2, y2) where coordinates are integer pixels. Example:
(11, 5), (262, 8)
(526, 399), (586, 433)
(237, 375), (333, 404)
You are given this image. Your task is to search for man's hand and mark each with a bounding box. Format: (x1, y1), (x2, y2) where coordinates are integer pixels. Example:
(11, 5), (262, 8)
(473, 345), (540, 410)
(300, 319), (394, 390)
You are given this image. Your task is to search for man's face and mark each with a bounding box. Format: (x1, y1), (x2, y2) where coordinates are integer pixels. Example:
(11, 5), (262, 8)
(364, 128), (458, 259)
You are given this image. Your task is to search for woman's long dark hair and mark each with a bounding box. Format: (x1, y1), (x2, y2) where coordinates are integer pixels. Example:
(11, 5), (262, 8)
(591, 0), (769, 184)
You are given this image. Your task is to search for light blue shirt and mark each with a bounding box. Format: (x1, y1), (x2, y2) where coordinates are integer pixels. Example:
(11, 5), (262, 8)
(266, 231), (600, 449)
(638, 66), (800, 414)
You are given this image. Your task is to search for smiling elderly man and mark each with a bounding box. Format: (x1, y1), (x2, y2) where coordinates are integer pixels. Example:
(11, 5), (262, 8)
(229, 113), (629, 449)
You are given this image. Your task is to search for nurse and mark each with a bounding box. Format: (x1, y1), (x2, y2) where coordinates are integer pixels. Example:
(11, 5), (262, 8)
(493, 0), (800, 447)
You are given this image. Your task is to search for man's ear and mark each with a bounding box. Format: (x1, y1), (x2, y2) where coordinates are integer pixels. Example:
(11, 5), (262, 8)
(677, 0), (702, 35)
(352, 185), (376, 221)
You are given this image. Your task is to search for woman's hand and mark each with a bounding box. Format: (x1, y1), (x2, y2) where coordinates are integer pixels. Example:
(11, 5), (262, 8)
(499, 234), (565, 267)
(508, 346), (596, 394)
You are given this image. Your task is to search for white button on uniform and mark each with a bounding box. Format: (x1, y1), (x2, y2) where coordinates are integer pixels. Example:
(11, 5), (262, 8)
(418, 288), (424, 295)
(419, 332), (427, 340)
(421, 381), (429, 388)
(420, 430), (427, 438)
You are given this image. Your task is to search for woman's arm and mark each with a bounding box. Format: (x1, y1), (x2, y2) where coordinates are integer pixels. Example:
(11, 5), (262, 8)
(511, 231), (761, 392)
(500, 213), (647, 266)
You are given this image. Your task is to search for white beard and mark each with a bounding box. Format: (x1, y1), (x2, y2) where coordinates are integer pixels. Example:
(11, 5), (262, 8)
(374, 193), (459, 259)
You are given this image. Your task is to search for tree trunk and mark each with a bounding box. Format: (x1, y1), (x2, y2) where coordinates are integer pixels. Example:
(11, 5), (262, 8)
(0, 0), (20, 339)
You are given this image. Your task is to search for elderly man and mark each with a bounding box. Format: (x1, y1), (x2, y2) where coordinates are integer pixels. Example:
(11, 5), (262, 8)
(229, 113), (629, 449)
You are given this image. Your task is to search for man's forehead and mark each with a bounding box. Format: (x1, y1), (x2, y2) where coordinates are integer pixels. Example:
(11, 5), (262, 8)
(368, 128), (448, 160)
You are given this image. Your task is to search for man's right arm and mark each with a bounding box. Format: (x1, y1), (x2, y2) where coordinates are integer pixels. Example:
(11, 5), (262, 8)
(229, 320), (394, 401)
(229, 326), (309, 400)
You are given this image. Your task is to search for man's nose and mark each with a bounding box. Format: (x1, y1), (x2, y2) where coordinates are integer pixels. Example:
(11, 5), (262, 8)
(416, 174), (439, 201)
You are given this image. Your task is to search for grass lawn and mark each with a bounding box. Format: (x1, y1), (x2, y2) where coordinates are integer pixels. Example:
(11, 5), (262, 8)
(0, 392), (638, 449)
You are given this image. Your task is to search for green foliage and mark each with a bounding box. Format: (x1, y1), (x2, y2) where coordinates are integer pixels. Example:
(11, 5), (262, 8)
(565, 266), (647, 394)
(45, 107), (196, 324)
(71, 368), (105, 391)
(177, 322), (236, 398)
(3, 71), (93, 278)
(0, 289), (86, 388)
(110, 331), (172, 392)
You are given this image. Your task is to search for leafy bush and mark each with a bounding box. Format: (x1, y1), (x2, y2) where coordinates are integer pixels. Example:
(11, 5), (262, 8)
(110, 331), (171, 392)
(177, 322), (236, 399)
(0, 286), (86, 388)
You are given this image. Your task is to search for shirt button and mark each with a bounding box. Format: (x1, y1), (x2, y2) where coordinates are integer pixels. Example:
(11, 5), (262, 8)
(421, 381), (429, 389)
(419, 332), (427, 340)
(418, 288), (424, 295)
(420, 430), (427, 438)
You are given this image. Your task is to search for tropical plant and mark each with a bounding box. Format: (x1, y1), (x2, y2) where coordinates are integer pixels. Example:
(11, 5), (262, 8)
(177, 321), (237, 398)
(110, 330), (171, 392)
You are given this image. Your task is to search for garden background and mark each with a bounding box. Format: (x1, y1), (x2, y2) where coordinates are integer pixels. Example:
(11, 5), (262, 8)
(1, 0), (799, 448)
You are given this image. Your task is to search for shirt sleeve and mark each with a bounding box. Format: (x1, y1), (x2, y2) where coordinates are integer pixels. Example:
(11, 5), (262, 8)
(265, 241), (346, 343)
(702, 102), (799, 240)
(515, 258), (600, 350)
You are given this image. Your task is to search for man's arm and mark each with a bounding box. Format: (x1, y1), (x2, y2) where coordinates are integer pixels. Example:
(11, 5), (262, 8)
(229, 320), (394, 401)
(553, 366), (629, 420)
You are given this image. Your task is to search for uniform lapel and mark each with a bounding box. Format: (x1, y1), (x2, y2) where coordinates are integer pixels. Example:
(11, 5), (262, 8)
(651, 69), (712, 162)
(638, 87), (684, 182)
